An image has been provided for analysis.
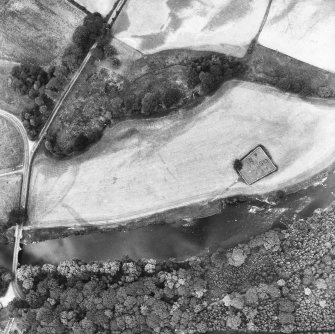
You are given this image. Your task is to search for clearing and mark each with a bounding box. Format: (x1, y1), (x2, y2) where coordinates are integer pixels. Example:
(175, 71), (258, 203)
(28, 81), (335, 228)
(0, 174), (22, 226)
(114, 0), (269, 57)
(0, 0), (85, 65)
(0, 115), (24, 172)
(259, 0), (335, 73)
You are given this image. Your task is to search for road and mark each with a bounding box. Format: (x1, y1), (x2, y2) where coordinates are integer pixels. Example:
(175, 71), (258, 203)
(7, 0), (128, 300)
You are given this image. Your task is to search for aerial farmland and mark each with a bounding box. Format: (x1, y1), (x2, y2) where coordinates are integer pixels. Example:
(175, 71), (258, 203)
(114, 0), (269, 56)
(28, 80), (335, 228)
(1, 1), (335, 332)
(259, 0), (335, 73)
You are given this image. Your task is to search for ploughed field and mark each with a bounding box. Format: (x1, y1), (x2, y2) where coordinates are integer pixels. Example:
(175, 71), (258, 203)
(114, 0), (269, 57)
(0, 0), (84, 65)
(28, 81), (335, 228)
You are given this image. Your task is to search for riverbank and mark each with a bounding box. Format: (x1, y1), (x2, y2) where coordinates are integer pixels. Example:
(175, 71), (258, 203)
(11, 201), (335, 333)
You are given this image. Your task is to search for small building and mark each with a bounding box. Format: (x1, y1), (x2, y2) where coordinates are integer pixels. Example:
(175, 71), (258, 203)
(236, 145), (278, 185)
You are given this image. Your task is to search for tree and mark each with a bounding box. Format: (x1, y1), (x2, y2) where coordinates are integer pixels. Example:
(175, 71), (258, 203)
(199, 71), (217, 94)
(141, 91), (162, 115)
(73, 134), (89, 152)
(187, 67), (201, 88)
(91, 47), (104, 61)
(110, 57), (121, 68)
(62, 44), (85, 72)
(72, 26), (91, 49)
(0, 266), (13, 297)
(6, 207), (27, 228)
(233, 159), (243, 172)
(163, 88), (182, 108)
(103, 45), (117, 58)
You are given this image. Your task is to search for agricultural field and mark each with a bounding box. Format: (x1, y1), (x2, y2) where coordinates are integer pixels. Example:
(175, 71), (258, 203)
(0, 174), (22, 227)
(0, 0), (85, 65)
(75, 0), (118, 15)
(114, 0), (269, 56)
(0, 116), (24, 172)
(28, 81), (335, 228)
(259, 0), (335, 73)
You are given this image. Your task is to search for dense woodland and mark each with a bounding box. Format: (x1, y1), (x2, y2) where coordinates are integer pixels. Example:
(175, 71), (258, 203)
(5, 204), (335, 333)
(10, 12), (114, 140)
(0, 266), (13, 297)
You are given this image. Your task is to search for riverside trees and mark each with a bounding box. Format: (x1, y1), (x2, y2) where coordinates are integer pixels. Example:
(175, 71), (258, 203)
(9, 204), (335, 333)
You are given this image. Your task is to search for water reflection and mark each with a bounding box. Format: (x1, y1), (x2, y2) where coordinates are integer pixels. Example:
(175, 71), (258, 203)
(0, 244), (13, 270)
(15, 171), (335, 266)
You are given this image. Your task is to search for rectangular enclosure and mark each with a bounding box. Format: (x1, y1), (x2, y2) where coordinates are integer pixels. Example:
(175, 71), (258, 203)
(238, 145), (277, 185)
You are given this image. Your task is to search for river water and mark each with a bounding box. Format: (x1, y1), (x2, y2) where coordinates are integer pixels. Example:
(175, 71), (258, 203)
(15, 170), (334, 266)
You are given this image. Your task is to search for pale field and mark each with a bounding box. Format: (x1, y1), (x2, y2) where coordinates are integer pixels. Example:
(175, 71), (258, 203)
(28, 81), (335, 228)
(75, 0), (118, 16)
(114, 0), (269, 57)
(0, 116), (24, 172)
(259, 0), (335, 73)
(0, 174), (22, 225)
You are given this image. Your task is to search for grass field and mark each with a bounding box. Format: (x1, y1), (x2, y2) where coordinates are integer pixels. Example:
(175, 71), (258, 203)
(28, 80), (335, 228)
(0, 116), (24, 172)
(114, 0), (269, 57)
(0, 174), (22, 226)
(0, 0), (85, 65)
(259, 0), (335, 73)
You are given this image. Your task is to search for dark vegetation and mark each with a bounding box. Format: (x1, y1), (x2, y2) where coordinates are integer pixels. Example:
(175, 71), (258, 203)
(233, 159), (243, 172)
(45, 52), (246, 156)
(8, 204), (335, 333)
(246, 45), (335, 98)
(0, 208), (27, 236)
(0, 267), (13, 297)
(10, 12), (112, 140)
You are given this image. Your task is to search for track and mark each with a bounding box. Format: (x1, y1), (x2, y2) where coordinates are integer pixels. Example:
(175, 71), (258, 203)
(9, 0), (128, 300)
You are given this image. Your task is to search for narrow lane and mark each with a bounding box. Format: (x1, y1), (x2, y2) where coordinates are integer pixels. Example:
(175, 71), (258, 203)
(9, 0), (129, 300)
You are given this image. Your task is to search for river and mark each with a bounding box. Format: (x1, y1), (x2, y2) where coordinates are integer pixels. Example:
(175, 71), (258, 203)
(16, 170), (335, 266)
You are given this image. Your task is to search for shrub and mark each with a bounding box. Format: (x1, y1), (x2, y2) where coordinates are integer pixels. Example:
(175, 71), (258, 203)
(141, 91), (162, 115)
(163, 88), (182, 108)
